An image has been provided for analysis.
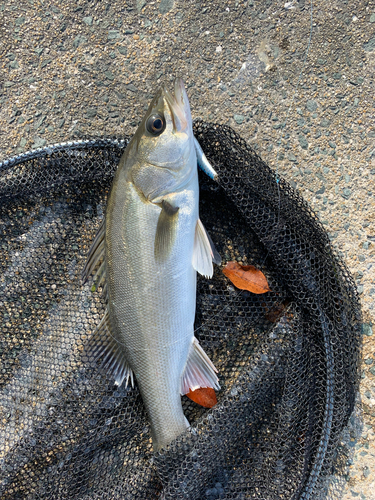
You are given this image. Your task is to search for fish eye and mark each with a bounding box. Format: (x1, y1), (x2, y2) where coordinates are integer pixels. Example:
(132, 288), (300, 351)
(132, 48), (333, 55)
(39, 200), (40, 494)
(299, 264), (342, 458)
(146, 114), (165, 136)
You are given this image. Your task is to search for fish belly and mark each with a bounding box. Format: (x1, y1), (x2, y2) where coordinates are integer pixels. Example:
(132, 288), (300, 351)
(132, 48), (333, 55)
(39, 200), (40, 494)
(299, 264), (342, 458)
(106, 174), (198, 450)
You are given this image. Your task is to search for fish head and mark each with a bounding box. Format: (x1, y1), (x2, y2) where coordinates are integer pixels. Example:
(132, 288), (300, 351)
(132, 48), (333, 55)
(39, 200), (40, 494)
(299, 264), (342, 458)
(129, 78), (197, 202)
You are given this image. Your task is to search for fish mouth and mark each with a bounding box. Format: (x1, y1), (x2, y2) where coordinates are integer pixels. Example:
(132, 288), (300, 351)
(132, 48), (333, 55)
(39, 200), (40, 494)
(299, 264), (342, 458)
(162, 78), (191, 132)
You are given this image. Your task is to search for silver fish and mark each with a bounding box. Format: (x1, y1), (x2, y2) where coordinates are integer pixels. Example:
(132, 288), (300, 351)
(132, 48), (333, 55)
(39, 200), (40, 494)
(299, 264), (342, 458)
(83, 78), (221, 451)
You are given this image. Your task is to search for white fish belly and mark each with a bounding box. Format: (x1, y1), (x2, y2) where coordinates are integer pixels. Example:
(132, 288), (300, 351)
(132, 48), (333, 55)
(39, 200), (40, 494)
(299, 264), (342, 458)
(106, 174), (198, 449)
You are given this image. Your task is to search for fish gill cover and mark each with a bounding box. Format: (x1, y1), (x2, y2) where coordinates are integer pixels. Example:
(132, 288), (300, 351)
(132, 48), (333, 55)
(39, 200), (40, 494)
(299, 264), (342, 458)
(0, 120), (361, 499)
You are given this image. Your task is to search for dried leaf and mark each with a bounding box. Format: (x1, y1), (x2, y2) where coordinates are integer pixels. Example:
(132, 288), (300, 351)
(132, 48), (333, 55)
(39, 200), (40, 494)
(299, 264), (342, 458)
(264, 299), (291, 322)
(222, 261), (271, 294)
(186, 387), (217, 408)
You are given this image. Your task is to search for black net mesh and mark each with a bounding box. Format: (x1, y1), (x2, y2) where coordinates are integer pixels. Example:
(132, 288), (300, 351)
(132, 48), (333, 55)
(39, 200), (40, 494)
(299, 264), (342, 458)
(0, 121), (361, 499)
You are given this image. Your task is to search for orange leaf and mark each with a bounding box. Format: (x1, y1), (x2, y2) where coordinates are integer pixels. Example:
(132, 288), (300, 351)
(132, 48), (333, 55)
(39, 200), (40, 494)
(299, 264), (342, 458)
(186, 387), (217, 408)
(222, 261), (271, 294)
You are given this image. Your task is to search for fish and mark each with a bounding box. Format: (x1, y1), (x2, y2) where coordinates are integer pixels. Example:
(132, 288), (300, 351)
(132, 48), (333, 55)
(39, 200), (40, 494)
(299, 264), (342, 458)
(82, 78), (221, 451)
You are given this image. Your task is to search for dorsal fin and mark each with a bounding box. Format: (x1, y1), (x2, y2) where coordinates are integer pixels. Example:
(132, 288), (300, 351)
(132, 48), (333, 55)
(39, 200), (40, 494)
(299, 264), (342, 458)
(82, 219), (107, 300)
(82, 219), (105, 282)
(86, 307), (133, 387)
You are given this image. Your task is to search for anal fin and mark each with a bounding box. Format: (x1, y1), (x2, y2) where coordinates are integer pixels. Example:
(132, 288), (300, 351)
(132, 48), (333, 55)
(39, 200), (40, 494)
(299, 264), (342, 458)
(86, 307), (133, 387)
(180, 337), (220, 395)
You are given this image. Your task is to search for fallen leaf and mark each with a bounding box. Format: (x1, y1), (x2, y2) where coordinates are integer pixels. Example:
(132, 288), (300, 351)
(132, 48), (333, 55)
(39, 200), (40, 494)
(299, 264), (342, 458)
(222, 261), (271, 294)
(263, 299), (291, 322)
(186, 387), (217, 408)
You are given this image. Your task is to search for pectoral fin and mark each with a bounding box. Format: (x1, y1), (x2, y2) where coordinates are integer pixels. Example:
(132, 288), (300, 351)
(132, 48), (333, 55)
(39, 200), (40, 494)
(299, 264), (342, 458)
(192, 219), (221, 278)
(85, 307), (134, 387)
(180, 337), (220, 395)
(154, 200), (179, 262)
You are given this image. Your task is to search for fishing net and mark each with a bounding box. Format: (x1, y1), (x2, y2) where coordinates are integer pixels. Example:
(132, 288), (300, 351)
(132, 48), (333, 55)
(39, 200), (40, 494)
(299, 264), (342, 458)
(0, 120), (361, 499)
